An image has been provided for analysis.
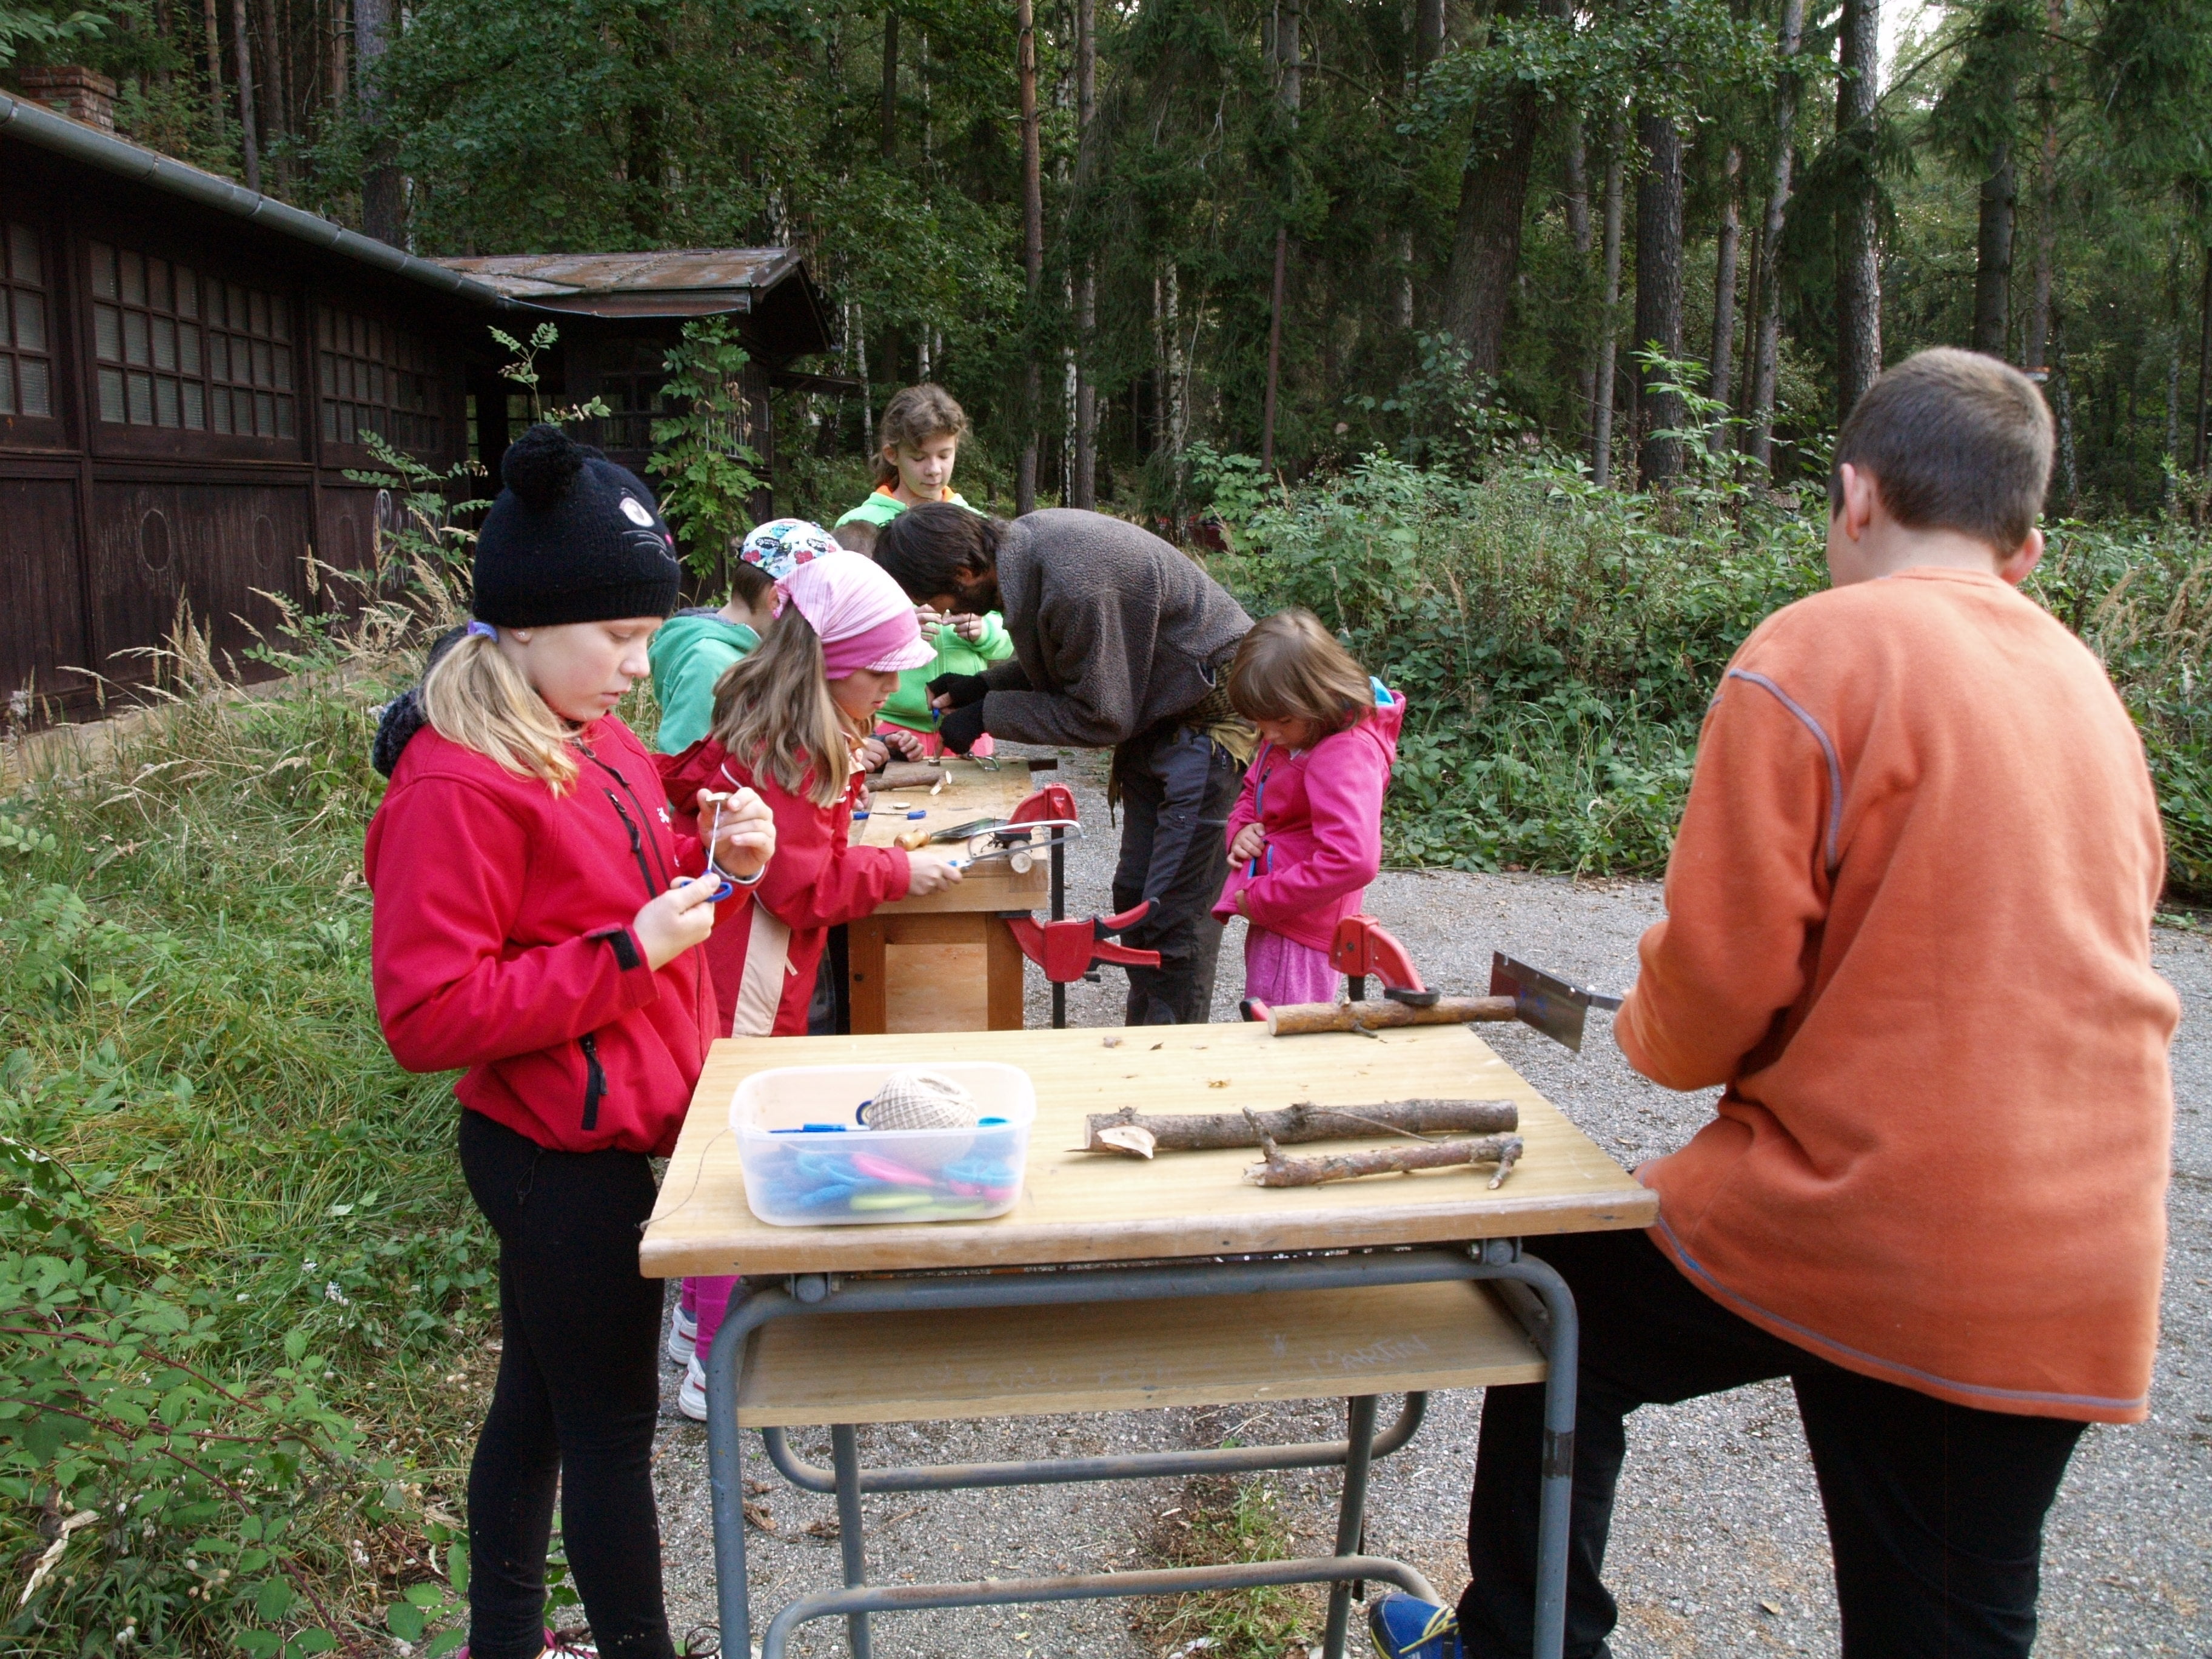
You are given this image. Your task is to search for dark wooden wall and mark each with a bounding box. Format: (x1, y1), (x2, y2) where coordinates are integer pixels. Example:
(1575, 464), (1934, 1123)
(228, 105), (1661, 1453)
(0, 139), (487, 724)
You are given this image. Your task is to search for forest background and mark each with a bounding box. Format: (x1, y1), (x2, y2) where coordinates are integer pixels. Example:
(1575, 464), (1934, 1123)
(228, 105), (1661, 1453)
(7, 4), (2212, 1655)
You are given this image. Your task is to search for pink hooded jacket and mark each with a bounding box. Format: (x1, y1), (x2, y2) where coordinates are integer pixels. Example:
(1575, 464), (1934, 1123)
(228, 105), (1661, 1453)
(1213, 685), (1405, 951)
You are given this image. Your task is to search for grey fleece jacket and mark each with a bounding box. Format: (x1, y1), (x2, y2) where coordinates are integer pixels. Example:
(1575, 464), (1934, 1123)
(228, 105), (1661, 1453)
(979, 509), (1252, 748)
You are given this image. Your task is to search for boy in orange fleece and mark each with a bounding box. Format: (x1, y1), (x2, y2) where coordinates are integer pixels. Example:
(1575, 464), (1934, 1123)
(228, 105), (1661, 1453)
(1370, 349), (2178, 1659)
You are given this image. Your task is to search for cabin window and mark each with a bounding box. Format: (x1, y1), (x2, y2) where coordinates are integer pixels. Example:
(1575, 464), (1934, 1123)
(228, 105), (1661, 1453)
(0, 222), (53, 419)
(318, 307), (441, 454)
(575, 337), (670, 452)
(87, 241), (295, 437)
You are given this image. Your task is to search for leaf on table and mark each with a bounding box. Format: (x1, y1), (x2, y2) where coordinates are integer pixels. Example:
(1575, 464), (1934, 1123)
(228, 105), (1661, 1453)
(1098, 1125), (1156, 1159)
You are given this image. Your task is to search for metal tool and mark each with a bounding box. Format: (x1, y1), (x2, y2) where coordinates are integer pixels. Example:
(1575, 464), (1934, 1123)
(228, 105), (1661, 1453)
(945, 819), (1081, 876)
(1487, 953), (1624, 1054)
(1250, 917), (1624, 1053)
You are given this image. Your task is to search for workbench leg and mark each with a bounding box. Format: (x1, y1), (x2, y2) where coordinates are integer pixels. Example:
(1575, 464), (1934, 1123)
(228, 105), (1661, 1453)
(1051, 837), (1067, 1028)
(831, 1424), (873, 1659)
(1321, 1394), (1379, 1659)
(1516, 1254), (1581, 1659)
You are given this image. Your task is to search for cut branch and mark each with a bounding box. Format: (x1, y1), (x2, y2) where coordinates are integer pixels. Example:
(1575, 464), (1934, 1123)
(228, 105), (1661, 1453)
(1244, 1122), (1525, 1190)
(1083, 1098), (1517, 1155)
(1264, 997), (1516, 1036)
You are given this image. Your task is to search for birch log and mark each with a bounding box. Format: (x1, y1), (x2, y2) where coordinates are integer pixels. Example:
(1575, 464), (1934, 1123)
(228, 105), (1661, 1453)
(1245, 1129), (1526, 1190)
(1083, 1098), (1517, 1155)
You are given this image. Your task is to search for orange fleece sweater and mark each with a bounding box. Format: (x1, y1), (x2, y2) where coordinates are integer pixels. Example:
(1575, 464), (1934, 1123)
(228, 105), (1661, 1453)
(1619, 568), (2177, 1424)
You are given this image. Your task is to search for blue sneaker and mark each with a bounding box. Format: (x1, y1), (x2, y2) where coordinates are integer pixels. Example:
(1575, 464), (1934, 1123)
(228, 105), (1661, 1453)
(1368, 1590), (1462, 1659)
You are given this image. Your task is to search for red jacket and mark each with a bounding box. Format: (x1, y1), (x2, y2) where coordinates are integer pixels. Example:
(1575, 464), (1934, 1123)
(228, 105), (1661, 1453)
(1213, 688), (1404, 951)
(659, 737), (910, 1036)
(365, 719), (720, 1158)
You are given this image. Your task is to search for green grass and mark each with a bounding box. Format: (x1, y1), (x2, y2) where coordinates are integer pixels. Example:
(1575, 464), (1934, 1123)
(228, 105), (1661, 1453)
(1135, 1475), (1318, 1659)
(0, 635), (495, 1655)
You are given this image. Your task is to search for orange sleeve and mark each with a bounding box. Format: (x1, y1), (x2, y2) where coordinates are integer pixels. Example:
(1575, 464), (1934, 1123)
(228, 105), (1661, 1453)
(1616, 668), (1836, 1091)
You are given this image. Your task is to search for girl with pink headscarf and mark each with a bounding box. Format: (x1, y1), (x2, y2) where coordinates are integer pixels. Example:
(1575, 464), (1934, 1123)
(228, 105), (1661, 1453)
(655, 545), (965, 1415)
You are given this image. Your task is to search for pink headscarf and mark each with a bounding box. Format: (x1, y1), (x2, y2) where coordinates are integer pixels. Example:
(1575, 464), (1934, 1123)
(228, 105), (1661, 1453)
(773, 551), (934, 677)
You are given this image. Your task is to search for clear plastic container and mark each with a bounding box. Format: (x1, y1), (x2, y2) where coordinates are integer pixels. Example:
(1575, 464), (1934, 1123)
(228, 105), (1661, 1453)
(731, 1062), (1036, 1227)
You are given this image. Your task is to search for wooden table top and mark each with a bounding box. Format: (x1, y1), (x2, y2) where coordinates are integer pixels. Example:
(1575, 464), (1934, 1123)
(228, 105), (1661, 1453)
(852, 756), (1050, 916)
(640, 1022), (1655, 1278)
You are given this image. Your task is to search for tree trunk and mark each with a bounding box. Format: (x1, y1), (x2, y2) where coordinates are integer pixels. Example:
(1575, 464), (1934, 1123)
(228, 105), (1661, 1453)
(1746, 0), (1806, 472)
(1735, 192), (1763, 427)
(355, 0), (402, 245)
(257, 0), (289, 190)
(1261, 0), (1301, 470)
(2054, 317), (2077, 504)
(203, 0), (224, 129)
(1972, 138), (2016, 356)
(1564, 114), (1596, 428)
(328, 0), (348, 123)
(1834, 0), (1882, 422)
(2193, 249), (2210, 474)
(1591, 114), (1624, 486)
(1441, 93), (1542, 379)
(230, 0), (261, 192)
(880, 8), (899, 159)
(1417, 0), (1444, 62)
(1634, 110), (1684, 485)
(1708, 144), (1743, 452)
(1016, 0), (1042, 514)
(1073, 0), (1096, 507)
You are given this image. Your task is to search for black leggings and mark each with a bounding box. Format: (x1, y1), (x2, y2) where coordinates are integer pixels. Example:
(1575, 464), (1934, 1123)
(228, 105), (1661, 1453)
(459, 1111), (674, 1659)
(1462, 1228), (2086, 1659)
(1111, 724), (1245, 1025)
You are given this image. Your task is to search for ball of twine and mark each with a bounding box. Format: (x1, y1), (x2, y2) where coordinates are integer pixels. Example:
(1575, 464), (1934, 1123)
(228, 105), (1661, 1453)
(863, 1068), (982, 1131)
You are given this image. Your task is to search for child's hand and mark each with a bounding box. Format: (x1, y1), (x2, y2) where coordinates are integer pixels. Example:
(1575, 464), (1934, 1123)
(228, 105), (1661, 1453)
(881, 727), (926, 760)
(632, 874), (721, 970)
(1229, 823), (1266, 865)
(947, 612), (987, 643)
(903, 848), (966, 896)
(698, 787), (776, 880)
(913, 603), (944, 633)
(857, 736), (891, 773)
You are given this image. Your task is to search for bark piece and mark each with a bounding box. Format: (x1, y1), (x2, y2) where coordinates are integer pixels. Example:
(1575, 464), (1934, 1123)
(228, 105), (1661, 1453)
(1084, 1098), (1517, 1155)
(1264, 996), (1517, 1036)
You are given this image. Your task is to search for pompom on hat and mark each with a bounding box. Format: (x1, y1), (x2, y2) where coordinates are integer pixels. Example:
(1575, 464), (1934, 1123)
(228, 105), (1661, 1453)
(472, 424), (682, 627)
(740, 518), (845, 581)
(775, 551), (936, 676)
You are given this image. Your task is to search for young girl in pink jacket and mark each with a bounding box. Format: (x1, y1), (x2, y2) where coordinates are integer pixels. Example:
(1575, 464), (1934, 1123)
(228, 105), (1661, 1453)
(1213, 608), (1404, 1010)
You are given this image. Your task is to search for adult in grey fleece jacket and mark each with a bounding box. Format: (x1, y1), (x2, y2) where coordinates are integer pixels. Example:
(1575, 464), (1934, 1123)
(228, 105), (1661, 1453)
(973, 509), (1252, 747)
(876, 505), (1254, 1023)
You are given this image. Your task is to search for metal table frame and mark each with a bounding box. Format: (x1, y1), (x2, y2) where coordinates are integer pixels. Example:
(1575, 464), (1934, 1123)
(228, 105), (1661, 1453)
(700, 1239), (1581, 1659)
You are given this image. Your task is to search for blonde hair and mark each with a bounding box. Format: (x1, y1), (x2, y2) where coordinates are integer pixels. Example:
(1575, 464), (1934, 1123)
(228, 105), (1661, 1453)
(873, 383), (970, 488)
(421, 630), (580, 791)
(1226, 609), (1376, 740)
(708, 608), (859, 808)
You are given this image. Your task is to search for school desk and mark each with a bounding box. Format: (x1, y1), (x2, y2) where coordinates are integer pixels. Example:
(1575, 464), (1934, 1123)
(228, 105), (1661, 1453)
(640, 1021), (1656, 1659)
(844, 756), (1054, 1034)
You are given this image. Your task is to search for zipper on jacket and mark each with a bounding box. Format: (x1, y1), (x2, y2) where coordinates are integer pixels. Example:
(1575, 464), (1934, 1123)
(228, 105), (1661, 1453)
(600, 788), (659, 900)
(580, 1032), (608, 1131)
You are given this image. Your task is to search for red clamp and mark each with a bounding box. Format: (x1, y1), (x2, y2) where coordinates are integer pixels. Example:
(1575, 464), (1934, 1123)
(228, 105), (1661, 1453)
(1006, 900), (1160, 984)
(1010, 782), (1076, 826)
(1329, 914), (1440, 1007)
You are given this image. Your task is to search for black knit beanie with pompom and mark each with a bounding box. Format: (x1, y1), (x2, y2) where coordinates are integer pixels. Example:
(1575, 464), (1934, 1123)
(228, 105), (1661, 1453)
(471, 423), (683, 627)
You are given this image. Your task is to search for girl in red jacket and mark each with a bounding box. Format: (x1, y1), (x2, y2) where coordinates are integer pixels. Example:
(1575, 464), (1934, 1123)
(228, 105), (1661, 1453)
(365, 425), (774, 1659)
(658, 545), (960, 1415)
(1212, 609), (1404, 1012)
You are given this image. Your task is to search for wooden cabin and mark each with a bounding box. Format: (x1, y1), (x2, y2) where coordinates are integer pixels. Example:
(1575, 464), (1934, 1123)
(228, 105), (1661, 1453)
(0, 79), (832, 725)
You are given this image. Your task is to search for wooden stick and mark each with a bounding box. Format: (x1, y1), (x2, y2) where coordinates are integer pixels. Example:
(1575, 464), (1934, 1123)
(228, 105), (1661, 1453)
(1242, 1112), (1526, 1190)
(876, 762), (948, 791)
(1082, 1098), (1517, 1154)
(1265, 996), (1518, 1036)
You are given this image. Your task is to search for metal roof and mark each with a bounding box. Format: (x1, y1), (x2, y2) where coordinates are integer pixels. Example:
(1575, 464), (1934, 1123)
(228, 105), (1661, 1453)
(431, 249), (809, 318)
(0, 89), (517, 312)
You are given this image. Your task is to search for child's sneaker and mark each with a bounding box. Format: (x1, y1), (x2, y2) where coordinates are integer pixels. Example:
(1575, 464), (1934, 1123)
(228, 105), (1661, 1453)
(542, 1629), (597, 1658)
(667, 1304), (699, 1366)
(677, 1355), (709, 1421)
(1367, 1590), (1461, 1659)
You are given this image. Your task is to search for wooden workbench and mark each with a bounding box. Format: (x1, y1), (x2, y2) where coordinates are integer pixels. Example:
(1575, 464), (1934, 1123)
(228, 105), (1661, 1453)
(640, 1021), (1656, 1277)
(844, 756), (1050, 1033)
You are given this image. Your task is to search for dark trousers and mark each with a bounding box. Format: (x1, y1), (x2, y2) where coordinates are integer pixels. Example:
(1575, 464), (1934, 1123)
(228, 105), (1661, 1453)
(1463, 1229), (2085, 1659)
(1110, 724), (1245, 1024)
(459, 1111), (675, 1659)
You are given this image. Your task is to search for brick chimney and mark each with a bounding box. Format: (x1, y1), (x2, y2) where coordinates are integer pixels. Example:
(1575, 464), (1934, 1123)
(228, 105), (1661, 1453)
(15, 66), (117, 133)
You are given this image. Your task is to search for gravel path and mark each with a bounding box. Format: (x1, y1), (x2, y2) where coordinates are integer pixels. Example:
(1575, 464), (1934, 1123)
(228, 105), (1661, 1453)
(651, 744), (2212, 1657)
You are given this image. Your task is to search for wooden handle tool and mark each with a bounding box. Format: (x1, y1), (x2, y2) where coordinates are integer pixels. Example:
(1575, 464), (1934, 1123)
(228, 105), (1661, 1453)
(1264, 996), (1517, 1036)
